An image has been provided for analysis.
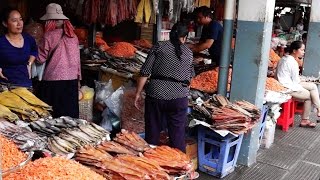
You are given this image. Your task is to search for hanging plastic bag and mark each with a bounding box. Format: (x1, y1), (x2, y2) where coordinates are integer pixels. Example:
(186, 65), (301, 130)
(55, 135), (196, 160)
(104, 86), (124, 118)
(94, 80), (114, 104)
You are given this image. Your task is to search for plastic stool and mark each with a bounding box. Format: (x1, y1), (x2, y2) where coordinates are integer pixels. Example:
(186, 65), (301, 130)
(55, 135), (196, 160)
(198, 126), (243, 178)
(277, 99), (295, 132)
(294, 101), (304, 114)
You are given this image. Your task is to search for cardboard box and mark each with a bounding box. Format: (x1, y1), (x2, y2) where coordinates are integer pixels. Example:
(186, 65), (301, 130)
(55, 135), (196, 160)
(186, 138), (197, 159)
(191, 157), (198, 171)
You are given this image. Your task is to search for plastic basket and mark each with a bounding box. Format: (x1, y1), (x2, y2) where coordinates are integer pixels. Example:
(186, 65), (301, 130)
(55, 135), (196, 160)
(79, 99), (93, 121)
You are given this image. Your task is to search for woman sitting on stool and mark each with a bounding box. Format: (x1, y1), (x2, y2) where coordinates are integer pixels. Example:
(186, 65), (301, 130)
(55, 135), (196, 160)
(276, 40), (320, 128)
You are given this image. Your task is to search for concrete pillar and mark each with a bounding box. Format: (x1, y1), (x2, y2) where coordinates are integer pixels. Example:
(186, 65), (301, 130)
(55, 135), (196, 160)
(230, 0), (275, 166)
(303, 2), (320, 77)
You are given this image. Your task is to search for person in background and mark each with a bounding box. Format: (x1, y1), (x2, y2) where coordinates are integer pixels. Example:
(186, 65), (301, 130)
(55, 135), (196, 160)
(134, 22), (194, 152)
(296, 18), (304, 33)
(190, 6), (223, 66)
(302, 33), (307, 45)
(276, 41), (320, 128)
(273, 16), (283, 32)
(37, 3), (81, 118)
(0, 8), (38, 87)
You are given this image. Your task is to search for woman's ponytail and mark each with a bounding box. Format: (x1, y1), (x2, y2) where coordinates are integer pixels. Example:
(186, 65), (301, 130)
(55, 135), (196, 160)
(169, 22), (189, 60)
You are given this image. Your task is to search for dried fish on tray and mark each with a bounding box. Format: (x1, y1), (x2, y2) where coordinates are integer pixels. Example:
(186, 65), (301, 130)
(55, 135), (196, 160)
(46, 123), (110, 156)
(191, 95), (261, 135)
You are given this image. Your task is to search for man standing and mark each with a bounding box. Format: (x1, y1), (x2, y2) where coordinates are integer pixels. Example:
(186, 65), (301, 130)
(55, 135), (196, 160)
(191, 6), (223, 65)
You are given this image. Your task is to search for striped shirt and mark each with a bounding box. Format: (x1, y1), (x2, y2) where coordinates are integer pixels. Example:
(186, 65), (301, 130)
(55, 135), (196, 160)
(140, 41), (194, 100)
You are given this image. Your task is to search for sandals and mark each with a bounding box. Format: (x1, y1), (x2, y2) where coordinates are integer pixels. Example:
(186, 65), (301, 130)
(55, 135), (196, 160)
(300, 119), (316, 128)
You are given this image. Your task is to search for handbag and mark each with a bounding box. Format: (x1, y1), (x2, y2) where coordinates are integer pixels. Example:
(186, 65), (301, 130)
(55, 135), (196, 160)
(31, 32), (64, 81)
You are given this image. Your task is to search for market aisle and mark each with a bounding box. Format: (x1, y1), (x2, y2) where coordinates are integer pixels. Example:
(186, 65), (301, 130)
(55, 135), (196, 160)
(198, 113), (320, 180)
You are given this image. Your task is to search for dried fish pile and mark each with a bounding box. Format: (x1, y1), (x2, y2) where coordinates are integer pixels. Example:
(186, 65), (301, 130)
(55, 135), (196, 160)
(45, 119), (110, 156)
(75, 146), (170, 179)
(29, 116), (83, 136)
(0, 120), (46, 151)
(143, 146), (193, 175)
(114, 129), (150, 153)
(193, 95), (261, 134)
(103, 57), (143, 74)
(97, 141), (138, 155)
(0, 88), (51, 121)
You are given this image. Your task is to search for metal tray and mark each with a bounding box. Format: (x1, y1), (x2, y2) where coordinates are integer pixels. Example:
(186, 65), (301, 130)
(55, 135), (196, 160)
(2, 151), (34, 177)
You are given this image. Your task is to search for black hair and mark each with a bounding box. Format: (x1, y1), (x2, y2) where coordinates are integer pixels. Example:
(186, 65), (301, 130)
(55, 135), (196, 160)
(288, 41), (303, 54)
(169, 22), (189, 60)
(195, 6), (213, 19)
(0, 7), (21, 33)
(302, 33), (307, 40)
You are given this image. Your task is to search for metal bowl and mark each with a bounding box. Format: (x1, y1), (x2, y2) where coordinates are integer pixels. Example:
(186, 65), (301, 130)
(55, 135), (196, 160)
(2, 151), (34, 177)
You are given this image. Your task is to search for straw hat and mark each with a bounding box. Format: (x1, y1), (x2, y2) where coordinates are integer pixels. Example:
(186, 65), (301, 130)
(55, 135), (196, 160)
(40, 3), (69, 20)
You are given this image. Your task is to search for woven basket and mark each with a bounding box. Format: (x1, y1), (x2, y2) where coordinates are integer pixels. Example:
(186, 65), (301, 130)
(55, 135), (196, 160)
(79, 99), (93, 121)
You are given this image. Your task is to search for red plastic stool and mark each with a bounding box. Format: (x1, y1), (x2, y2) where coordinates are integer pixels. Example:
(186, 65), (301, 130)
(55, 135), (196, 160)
(277, 99), (295, 132)
(294, 101), (304, 114)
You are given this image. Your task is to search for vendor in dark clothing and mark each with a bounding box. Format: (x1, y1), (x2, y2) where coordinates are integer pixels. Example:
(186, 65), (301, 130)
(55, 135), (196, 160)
(190, 6), (223, 65)
(134, 22), (194, 152)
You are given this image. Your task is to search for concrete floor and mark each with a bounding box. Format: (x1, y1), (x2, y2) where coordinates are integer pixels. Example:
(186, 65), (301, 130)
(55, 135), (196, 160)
(198, 114), (320, 180)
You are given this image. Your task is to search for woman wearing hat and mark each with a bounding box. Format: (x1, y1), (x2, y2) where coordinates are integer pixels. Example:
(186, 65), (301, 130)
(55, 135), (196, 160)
(0, 8), (38, 87)
(37, 3), (81, 118)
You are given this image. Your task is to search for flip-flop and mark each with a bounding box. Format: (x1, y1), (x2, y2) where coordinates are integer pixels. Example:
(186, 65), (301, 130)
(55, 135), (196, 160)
(300, 120), (316, 128)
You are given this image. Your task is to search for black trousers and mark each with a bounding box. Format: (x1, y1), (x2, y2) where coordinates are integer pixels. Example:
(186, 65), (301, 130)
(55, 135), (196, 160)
(36, 80), (79, 118)
(144, 96), (188, 152)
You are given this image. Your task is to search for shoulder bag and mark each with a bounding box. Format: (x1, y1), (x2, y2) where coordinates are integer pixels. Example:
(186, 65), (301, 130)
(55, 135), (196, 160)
(31, 32), (64, 81)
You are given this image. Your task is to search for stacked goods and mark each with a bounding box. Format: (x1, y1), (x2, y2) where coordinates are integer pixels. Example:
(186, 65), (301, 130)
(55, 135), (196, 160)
(45, 119), (110, 156)
(133, 39), (152, 49)
(0, 120), (46, 151)
(0, 88), (51, 121)
(265, 77), (287, 92)
(190, 68), (232, 93)
(106, 42), (137, 58)
(75, 146), (170, 179)
(143, 146), (193, 175)
(121, 89), (145, 134)
(100, 0), (137, 26)
(4, 157), (105, 180)
(269, 49), (281, 69)
(97, 141), (137, 155)
(114, 129), (150, 153)
(0, 104), (19, 121)
(195, 95), (261, 134)
(1, 134), (27, 171)
(74, 130), (194, 179)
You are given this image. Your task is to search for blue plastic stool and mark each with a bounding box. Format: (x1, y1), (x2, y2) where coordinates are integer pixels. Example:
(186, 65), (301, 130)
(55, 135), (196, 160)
(198, 126), (243, 178)
(259, 104), (269, 144)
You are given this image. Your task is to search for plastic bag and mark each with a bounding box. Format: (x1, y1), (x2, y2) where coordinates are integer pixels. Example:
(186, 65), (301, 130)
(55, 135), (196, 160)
(104, 86), (124, 118)
(100, 108), (120, 131)
(94, 80), (114, 104)
(80, 86), (95, 100)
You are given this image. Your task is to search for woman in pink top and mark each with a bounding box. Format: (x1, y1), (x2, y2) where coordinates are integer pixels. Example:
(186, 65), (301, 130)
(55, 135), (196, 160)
(37, 3), (81, 118)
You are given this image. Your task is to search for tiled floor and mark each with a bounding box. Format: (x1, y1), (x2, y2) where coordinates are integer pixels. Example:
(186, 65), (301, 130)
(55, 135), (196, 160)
(198, 114), (320, 180)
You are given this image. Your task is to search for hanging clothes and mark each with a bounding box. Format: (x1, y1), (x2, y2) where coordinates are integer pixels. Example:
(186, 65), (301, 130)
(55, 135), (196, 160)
(135, 0), (152, 24)
(195, 0), (210, 7)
